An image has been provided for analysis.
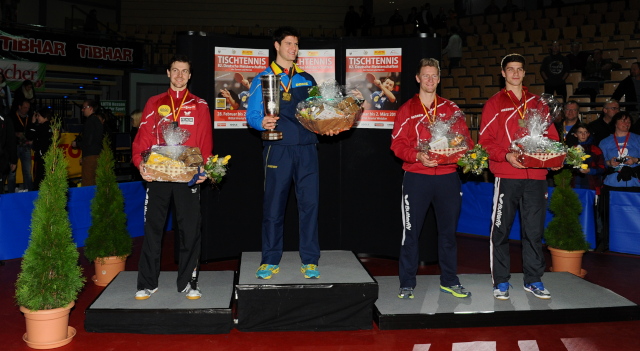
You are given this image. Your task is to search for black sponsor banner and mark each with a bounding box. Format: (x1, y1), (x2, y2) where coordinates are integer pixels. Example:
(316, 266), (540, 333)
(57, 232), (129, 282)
(0, 27), (144, 69)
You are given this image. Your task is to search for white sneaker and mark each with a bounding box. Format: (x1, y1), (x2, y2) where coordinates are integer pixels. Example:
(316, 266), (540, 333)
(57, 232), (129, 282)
(182, 283), (202, 300)
(135, 288), (158, 300)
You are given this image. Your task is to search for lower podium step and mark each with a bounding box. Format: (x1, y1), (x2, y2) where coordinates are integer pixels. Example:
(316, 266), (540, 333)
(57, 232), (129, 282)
(236, 250), (378, 332)
(85, 271), (234, 334)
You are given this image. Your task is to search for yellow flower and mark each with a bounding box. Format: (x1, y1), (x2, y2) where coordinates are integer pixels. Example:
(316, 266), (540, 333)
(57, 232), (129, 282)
(580, 164), (588, 170)
(222, 155), (231, 165)
(211, 155), (219, 163)
(581, 155), (591, 160)
(482, 157), (488, 161)
(471, 153), (477, 159)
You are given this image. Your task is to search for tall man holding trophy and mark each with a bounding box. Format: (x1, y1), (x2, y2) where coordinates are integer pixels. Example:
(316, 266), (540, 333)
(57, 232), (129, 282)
(247, 26), (339, 280)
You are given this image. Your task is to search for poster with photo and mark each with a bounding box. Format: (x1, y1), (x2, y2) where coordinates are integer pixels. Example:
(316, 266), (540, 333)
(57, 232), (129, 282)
(213, 46), (269, 129)
(296, 49), (335, 85)
(345, 48), (402, 129)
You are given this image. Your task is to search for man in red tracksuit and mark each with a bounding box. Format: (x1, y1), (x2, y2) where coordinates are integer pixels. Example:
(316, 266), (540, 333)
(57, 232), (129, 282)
(479, 53), (561, 300)
(132, 54), (213, 301)
(391, 58), (473, 299)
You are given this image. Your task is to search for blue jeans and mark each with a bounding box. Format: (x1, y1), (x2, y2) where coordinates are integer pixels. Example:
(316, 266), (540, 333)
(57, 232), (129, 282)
(7, 144), (33, 192)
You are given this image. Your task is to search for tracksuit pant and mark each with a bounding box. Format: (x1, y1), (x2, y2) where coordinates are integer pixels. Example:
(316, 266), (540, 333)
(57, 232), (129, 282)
(137, 181), (201, 292)
(399, 171), (462, 288)
(261, 144), (320, 266)
(490, 178), (547, 287)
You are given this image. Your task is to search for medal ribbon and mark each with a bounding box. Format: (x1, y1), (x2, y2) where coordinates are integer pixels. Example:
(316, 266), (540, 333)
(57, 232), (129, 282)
(615, 132), (630, 158)
(270, 62), (294, 96)
(16, 111), (28, 128)
(169, 89), (189, 122)
(421, 96), (438, 124)
(505, 88), (527, 120)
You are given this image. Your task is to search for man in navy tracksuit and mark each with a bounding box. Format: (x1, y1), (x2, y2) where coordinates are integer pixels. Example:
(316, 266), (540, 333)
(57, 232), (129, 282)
(247, 26), (332, 280)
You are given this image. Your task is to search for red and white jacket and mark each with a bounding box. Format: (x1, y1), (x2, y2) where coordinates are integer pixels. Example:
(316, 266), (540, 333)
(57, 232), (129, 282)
(478, 87), (560, 180)
(391, 94), (473, 175)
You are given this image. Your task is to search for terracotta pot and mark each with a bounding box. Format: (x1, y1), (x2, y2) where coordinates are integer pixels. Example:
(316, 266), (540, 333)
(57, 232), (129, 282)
(20, 301), (76, 349)
(92, 256), (127, 286)
(548, 246), (586, 278)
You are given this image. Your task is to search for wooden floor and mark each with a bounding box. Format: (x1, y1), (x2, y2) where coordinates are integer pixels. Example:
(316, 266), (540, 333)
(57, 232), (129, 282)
(1, 233), (638, 350)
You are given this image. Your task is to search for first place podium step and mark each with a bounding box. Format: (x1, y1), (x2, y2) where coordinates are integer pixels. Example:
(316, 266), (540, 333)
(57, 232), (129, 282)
(236, 250), (378, 332)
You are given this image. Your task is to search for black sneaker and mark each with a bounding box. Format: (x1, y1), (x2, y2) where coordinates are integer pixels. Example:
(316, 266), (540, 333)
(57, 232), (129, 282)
(398, 287), (414, 299)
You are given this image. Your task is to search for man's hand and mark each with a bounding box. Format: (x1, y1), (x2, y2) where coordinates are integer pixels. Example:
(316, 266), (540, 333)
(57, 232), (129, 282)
(139, 165), (154, 182)
(506, 152), (525, 169)
(262, 115), (279, 130)
(417, 151), (438, 167)
(322, 129), (344, 136)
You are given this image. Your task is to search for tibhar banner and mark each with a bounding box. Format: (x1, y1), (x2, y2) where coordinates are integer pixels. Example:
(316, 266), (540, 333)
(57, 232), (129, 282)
(296, 49), (336, 85)
(213, 46), (269, 129)
(346, 48), (402, 129)
(0, 59), (46, 91)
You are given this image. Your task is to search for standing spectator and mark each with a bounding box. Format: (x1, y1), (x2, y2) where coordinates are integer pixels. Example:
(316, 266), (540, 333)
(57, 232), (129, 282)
(566, 42), (589, 72)
(442, 26), (462, 75)
(479, 53), (562, 300)
(7, 99), (32, 192)
(343, 5), (360, 37)
(420, 3), (434, 33)
(597, 111), (640, 252)
(588, 100), (619, 146)
(71, 100), (103, 187)
(132, 54), (212, 300)
(391, 58), (473, 300)
(84, 9), (99, 33)
(406, 6), (420, 33)
(433, 7), (447, 30)
(566, 123), (605, 192)
(25, 107), (52, 190)
(541, 41), (570, 102)
(11, 80), (36, 111)
(388, 9), (404, 26)
(359, 5), (372, 36)
(0, 109), (16, 194)
(0, 72), (12, 116)
(611, 62), (640, 117)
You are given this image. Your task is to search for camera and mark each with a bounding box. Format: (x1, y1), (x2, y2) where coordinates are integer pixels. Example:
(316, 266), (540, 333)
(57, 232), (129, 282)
(615, 156), (628, 163)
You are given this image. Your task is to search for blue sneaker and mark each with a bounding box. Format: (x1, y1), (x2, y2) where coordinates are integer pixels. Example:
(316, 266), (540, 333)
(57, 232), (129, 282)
(398, 287), (414, 299)
(493, 282), (511, 300)
(524, 282), (551, 299)
(300, 264), (320, 278)
(256, 264), (280, 279)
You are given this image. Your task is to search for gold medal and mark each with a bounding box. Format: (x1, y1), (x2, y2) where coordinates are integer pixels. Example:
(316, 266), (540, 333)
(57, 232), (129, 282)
(282, 92), (291, 101)
(518, 119), (526, 127)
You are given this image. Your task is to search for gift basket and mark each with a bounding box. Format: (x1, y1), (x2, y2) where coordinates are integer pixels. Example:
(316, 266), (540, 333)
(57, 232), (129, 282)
(510, 94), (566, 168)
(141, 123), (203, 182)
(417, 110), (469, 164)
(296, 80), (364, 135)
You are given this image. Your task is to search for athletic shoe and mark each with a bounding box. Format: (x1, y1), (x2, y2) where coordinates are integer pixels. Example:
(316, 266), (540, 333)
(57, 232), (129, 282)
(256, 264), (280, 279)
(524, 282), (551, 299)
(135, 288), (158, 300)
(182, 282), (202, 300)
(398, 287), (414, 299)
(300, 264), (320, 279)
(493, 282), (511, 300)
(440, 284), (471, 298)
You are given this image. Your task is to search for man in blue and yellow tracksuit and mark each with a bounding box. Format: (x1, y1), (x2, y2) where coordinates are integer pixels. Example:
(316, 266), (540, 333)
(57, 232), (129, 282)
(246, 26), (321, 279)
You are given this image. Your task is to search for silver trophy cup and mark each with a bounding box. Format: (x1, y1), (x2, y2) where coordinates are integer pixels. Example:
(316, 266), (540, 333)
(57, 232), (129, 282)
(260, 74), (283, 141)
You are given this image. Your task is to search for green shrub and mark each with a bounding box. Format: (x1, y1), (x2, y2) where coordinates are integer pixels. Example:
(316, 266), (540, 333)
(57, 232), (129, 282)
(544, 169), (590, 251)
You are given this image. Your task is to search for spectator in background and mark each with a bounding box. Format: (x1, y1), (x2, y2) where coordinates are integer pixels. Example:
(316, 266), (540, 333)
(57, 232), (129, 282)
(11, 80), (36, 111)
(484, 0), (500, 15)
(584, 49), (620, 82)
(84, 9), (99, 33)
(129, 109), (142, 142)
(566, 42), (589, 72)
(343, 5), (360, 36)
(0, 72), (12, 116)
(433, 7), (447, 30)
(588, 100), (619, 146)
(442, 26), (462, 75)
(406, 7), (420, 33)
(359, 5), (372, 36)
(72, 100), (103, 186)
(26, 107), (52, 190)
(0, 108), (16, 194)
(566, 123), (605, 192)
(612, 62), (640, 117)
(7, 99), (32, 192)
(388, 9), (404, 26)
(541, 41), (570, 102)
(556, 100), (580, 143)
(420, 3), (434, 33)
(503, 0), (519, 13)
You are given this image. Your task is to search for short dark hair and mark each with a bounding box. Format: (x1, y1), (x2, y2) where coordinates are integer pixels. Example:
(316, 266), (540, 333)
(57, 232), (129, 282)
(167, 54), (191, 72)
(273, 26), (299, 45)
(37, 107), (53, 120)
(501, 53), (525, 70)
(612, 111), (632, 124)
(632, 62), (640, 69)
(84, 99), (100, 112)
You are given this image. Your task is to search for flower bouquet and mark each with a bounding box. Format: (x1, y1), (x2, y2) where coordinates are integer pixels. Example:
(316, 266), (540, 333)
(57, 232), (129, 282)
(296, 80), (364, 135)
(141, 123), (203, 182)
(457, 144), (489, 175)
(565, 145), (590, 169)
(203, 154), (231, 183)
(510, 94), (566, 168)
(417, 110), (469, 164)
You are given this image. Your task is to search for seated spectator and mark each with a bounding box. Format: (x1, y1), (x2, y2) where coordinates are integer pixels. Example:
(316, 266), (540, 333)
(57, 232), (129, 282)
(612, 62), (640, 116)
(583, 49), (621, 82)
(588, 100), (619, 146)
(566, 42), (589, 72)
(566, 123), (605, 193)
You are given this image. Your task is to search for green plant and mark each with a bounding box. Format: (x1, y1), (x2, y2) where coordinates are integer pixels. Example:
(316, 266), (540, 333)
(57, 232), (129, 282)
(15, 118), (85, 311)
(84, 136), (132, 264)
(543, 169), (590, 251)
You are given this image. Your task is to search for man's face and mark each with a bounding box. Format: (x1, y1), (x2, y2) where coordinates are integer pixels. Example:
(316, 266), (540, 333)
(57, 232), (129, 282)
(416, 66), (440, 94)
(167, 61), (191, 91)
(604, 102), (620, 119)
(564, 103), (579, 123)
(82, 102), (93, 117)
(630, 63), (640, 79)
(551, 42), (560, 55)
(18, 102), (30, 115)
(274, 35), (299, 64)
(382, 78), (395, 91)
(502, 62), (525, 88)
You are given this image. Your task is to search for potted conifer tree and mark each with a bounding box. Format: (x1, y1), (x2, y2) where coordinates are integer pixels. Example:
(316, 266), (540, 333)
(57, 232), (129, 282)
(84, 136), (132, 286)
(544, 169), (591, 278)
(15, 118), (85, 349)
